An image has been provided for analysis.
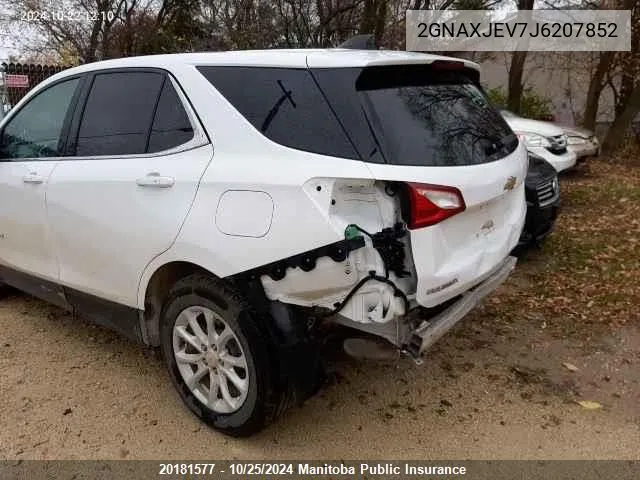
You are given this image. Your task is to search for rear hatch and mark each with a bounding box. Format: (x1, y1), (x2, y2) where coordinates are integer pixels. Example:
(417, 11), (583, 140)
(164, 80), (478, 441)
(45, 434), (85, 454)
(312, 61), (527, 308)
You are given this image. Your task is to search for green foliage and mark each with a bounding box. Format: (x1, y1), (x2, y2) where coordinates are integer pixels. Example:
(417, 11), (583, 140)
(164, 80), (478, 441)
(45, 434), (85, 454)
(485, 86), (554, 120)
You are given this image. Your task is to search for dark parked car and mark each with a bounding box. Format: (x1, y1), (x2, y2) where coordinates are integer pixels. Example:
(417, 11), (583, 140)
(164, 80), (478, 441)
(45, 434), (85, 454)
(515, 152), (561, 252)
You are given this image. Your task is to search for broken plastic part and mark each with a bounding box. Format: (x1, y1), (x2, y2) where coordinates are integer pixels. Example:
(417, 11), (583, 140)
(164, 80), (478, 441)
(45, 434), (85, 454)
(319, 271), (409, 318)
(231, 237), (366, 282)
(344, 223), (409, 279)
(344, 224), (362, 241)
(371, 223), (410, 278)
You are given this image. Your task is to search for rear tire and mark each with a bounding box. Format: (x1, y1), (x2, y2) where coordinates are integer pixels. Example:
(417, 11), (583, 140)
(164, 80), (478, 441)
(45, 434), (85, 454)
(160, 273), (283, 437)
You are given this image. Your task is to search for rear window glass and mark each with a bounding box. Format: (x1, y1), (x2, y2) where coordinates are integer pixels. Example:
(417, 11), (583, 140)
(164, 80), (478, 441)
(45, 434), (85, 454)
(148, 79), (194, 153)
(76, 72), (164, 156)
(197, 66), (358, 159)
(314, 65), (518, 167)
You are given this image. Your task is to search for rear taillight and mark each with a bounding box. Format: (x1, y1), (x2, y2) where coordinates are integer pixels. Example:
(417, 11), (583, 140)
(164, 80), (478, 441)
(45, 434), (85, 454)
(406, 183), (466, 229)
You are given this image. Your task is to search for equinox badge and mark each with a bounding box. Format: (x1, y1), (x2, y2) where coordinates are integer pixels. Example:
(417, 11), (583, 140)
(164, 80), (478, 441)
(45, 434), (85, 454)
(503, 176), (517, 191)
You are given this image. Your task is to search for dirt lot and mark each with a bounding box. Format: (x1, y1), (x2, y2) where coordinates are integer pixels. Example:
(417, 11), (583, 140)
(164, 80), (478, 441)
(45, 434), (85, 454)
(1, 158), (639, 460)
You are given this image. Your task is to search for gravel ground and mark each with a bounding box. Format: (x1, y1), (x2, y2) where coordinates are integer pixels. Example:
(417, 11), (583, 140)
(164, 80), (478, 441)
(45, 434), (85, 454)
(0, 288), (638, 460)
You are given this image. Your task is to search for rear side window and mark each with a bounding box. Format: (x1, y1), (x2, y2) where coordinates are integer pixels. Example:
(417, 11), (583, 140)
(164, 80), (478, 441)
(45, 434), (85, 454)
(197, 67), (358, 159)
(314, 65), (518, 167)
(148, 80), (194, 153)
(75, 71), (194, 157)
(76, 72), (164, 156)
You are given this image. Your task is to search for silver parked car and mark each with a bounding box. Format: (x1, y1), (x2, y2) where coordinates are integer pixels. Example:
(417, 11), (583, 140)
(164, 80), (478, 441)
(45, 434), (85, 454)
(562, 125), (600, 162)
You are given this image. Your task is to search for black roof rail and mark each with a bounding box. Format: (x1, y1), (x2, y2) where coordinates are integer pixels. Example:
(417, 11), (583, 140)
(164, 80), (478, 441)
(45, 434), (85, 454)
(337, 34), (377, 50)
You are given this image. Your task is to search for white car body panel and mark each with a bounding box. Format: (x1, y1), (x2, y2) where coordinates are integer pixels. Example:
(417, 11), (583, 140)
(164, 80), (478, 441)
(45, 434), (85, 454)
(215, 190), (274, 237)
(503, 115), (577, 172)
(306, 49), (480, 70)
(0, 160), (59, 280)
(563, 125), (600, 160)
(505, 116), (564, 137)
(365, 145), (527, 307)
(568, 142), (599, 159)
(46, 144), (214, 307)
(527, 145), (577, 171)
(138, 152), (379, 308)
(33, 50), (479, 83)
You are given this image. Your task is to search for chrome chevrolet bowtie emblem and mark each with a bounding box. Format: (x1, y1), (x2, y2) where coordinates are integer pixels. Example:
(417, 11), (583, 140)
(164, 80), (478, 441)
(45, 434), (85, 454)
(503, 176), (517, 191)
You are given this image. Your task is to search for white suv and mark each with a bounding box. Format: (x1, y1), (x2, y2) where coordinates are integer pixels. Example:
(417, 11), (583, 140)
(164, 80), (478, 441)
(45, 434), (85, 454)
(0, 50), (527, 436)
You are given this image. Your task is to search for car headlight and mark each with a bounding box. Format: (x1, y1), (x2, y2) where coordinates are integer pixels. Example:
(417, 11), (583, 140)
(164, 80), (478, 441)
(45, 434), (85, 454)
(516, 132), (551, 148)
(567, 136), (588, 145)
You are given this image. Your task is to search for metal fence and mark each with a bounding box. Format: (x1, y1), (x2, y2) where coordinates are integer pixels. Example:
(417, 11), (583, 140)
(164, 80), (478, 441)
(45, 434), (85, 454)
(1, 62), (71, 113)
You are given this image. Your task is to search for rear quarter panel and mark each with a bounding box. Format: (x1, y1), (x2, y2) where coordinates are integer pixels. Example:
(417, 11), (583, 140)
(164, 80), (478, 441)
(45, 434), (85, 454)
(137, 64), (376, 308)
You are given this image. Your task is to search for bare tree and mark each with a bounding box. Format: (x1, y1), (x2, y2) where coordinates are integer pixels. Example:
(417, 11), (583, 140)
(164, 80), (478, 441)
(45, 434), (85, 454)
(601, 0), (640, 151)
(583, 51), (616, 130)
(506, 0), (534, 113)
(602, 84), (640, 151)
(359, 0), (388, 44)
(0, 0), (130, 63)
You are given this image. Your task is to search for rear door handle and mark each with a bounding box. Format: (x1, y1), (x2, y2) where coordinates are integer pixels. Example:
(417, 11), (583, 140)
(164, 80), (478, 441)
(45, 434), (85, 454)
(136, 172), (175, 188)
(22, 172), (44, 184)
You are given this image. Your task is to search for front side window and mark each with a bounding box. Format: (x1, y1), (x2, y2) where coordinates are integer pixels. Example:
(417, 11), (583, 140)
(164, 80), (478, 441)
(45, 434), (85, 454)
(0, 78), (79, 159)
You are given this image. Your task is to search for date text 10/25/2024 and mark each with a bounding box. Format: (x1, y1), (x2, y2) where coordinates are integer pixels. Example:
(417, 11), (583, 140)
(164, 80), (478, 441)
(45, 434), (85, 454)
(21, 10), (115, 23)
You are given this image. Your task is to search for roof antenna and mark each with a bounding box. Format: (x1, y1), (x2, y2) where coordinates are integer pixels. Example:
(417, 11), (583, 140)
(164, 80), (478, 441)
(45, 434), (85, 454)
(337, 34), (377, 50)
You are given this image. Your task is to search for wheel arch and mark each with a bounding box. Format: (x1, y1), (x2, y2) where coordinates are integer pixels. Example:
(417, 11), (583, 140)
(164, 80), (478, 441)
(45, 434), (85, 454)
(142, 260), (324, 415)
(139, 260), (222, 346)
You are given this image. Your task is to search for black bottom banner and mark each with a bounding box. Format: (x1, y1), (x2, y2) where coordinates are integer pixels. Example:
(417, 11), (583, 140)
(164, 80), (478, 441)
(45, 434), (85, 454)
(1, 460), (639, 480)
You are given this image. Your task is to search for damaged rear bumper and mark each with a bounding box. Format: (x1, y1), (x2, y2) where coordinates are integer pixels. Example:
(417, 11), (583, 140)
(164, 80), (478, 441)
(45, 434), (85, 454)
(406, 255), (517, 357)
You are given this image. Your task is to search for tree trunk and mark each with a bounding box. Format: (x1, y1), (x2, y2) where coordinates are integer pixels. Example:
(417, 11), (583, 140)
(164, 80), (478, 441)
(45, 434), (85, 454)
(374, 1), (388, 45)
(506, 0), (534, 114)
(617, 71), (635, 116)
(582, 51), (615, 131)
(507, 51), (527, 113)
(360, 0), (387, 44)
(360, 0), (376, 34)
(600, 0), (639, 150)
(602, 84), (640, 154)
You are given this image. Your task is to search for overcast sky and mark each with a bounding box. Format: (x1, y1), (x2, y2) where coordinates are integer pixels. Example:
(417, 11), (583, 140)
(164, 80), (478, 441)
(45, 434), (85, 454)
(0, 41), (18, 62)
(0, 4), (20, 62)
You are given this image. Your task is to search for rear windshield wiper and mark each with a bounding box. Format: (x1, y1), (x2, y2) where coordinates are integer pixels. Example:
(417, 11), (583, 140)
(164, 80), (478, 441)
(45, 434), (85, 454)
(359, 93), (387, 161)
(261, 80), (296, 133)
(483, 133), (516, 156)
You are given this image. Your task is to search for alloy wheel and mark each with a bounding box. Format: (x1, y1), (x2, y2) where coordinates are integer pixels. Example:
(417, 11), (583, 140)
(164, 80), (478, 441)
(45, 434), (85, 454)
(172, 306), (249, 414)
